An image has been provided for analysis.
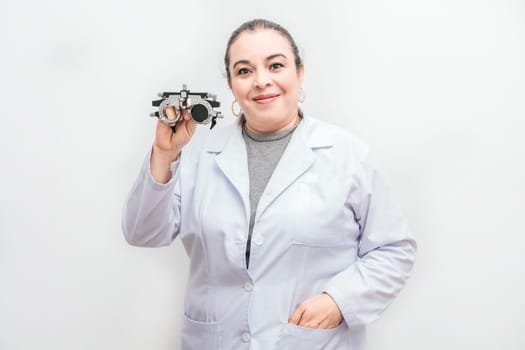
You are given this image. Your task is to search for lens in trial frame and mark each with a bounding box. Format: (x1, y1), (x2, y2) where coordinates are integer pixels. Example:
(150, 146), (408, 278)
(191, 104), (209, 123)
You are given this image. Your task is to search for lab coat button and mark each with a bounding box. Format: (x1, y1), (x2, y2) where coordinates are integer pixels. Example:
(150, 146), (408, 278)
(241, 332), (251, 342)
(243, 282), (253, 291)
(254, 235), (264, 245)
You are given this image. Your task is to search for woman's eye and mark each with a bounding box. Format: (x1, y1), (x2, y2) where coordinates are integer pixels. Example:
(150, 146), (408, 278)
(270, 63), (284, 70)
(237, 68), (250, 75)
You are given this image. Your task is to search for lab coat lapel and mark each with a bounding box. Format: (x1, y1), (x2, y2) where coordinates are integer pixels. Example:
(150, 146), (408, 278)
(211, 123), (251, 221)
(255, 119), (315, 221)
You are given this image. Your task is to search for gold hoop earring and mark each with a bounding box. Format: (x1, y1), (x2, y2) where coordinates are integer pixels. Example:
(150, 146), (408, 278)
(231, 99), (242, 117)
(298, 88), (306, 103)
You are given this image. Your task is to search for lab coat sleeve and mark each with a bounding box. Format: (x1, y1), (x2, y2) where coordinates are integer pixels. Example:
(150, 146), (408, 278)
(121, 148), (182, 247)
(323, 159), (417, 328)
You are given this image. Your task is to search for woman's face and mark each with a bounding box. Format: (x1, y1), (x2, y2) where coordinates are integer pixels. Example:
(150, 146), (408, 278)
(228, 29), (304, 134)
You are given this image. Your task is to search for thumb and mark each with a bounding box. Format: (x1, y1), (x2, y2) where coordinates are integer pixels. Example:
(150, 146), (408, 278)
(156, 105), (178, 140)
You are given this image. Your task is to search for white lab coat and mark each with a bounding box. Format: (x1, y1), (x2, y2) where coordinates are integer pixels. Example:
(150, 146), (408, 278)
(122, 115), (416, 350)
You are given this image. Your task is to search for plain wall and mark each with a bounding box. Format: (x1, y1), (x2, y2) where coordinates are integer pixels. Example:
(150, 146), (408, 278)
(1, 0), (523, 349)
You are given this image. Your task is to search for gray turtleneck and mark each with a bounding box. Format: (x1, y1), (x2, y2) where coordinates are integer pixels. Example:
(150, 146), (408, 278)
(242, 121), (300, 268)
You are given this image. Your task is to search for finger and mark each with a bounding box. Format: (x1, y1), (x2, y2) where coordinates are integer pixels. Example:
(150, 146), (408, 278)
(173, 109), (196, 139)
(175, 108), (196, 132)
(288, 304), (306, 325)
(299, 319), (322, 329)
(297, 310), (331, 329)
(184, 118), (197, 135)
(181, 108), (192, 121)
(175, 118), (197, 141)
(296, 309), (315, 328)
(165, 105), (179, 121)
(155, 119), (175, 146)
(154, 105), (173, 140)
(312, 315), (332, 329)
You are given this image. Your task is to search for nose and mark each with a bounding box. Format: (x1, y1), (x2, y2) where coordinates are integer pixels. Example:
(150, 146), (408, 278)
(253, 69), (271, 89)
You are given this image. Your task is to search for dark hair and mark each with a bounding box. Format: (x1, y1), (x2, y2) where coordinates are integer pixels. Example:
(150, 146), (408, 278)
(224, 19), (303, 83)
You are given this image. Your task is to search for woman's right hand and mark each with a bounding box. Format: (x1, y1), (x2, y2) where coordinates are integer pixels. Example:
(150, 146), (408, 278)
(150, 105), (197, 183)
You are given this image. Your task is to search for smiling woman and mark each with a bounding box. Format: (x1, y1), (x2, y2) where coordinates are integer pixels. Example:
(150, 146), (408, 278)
(122, 18), (417, 350)
(226, 27), (304, 134)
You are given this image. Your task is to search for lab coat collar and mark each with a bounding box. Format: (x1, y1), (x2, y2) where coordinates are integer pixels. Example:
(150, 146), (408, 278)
(205, 114), (334, 152)
(206, 114), (334, 223)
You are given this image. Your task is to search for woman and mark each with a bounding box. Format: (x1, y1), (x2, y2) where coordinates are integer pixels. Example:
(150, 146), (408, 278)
(123, 19), (416, 350)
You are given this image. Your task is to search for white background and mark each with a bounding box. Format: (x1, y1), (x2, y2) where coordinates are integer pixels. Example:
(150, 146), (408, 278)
(1, 0), (524, 349)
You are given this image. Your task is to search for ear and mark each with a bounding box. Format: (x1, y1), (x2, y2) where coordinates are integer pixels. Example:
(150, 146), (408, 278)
(297, 64), (305, 86)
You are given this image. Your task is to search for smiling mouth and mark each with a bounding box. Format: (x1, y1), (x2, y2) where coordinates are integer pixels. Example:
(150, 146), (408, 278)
(253, 94), (280, 104)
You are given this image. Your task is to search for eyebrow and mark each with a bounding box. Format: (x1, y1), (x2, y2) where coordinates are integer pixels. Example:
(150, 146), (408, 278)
(232, 53), (288, 69)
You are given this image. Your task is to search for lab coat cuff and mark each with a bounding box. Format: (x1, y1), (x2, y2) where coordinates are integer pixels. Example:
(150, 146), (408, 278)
(144, 148), (180, 191)
(323, 286), (359, 327)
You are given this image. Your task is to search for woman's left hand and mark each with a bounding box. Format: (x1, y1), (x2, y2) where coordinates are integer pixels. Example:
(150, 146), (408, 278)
(288, 293), (343, 329)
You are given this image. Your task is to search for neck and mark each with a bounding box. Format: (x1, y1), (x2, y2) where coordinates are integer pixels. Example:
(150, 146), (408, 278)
(244, 110), (302, 134)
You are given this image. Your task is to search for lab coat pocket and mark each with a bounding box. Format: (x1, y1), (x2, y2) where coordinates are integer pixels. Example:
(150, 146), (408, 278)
(181, 313), (219, 350)
(278, 322), (347, 350)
